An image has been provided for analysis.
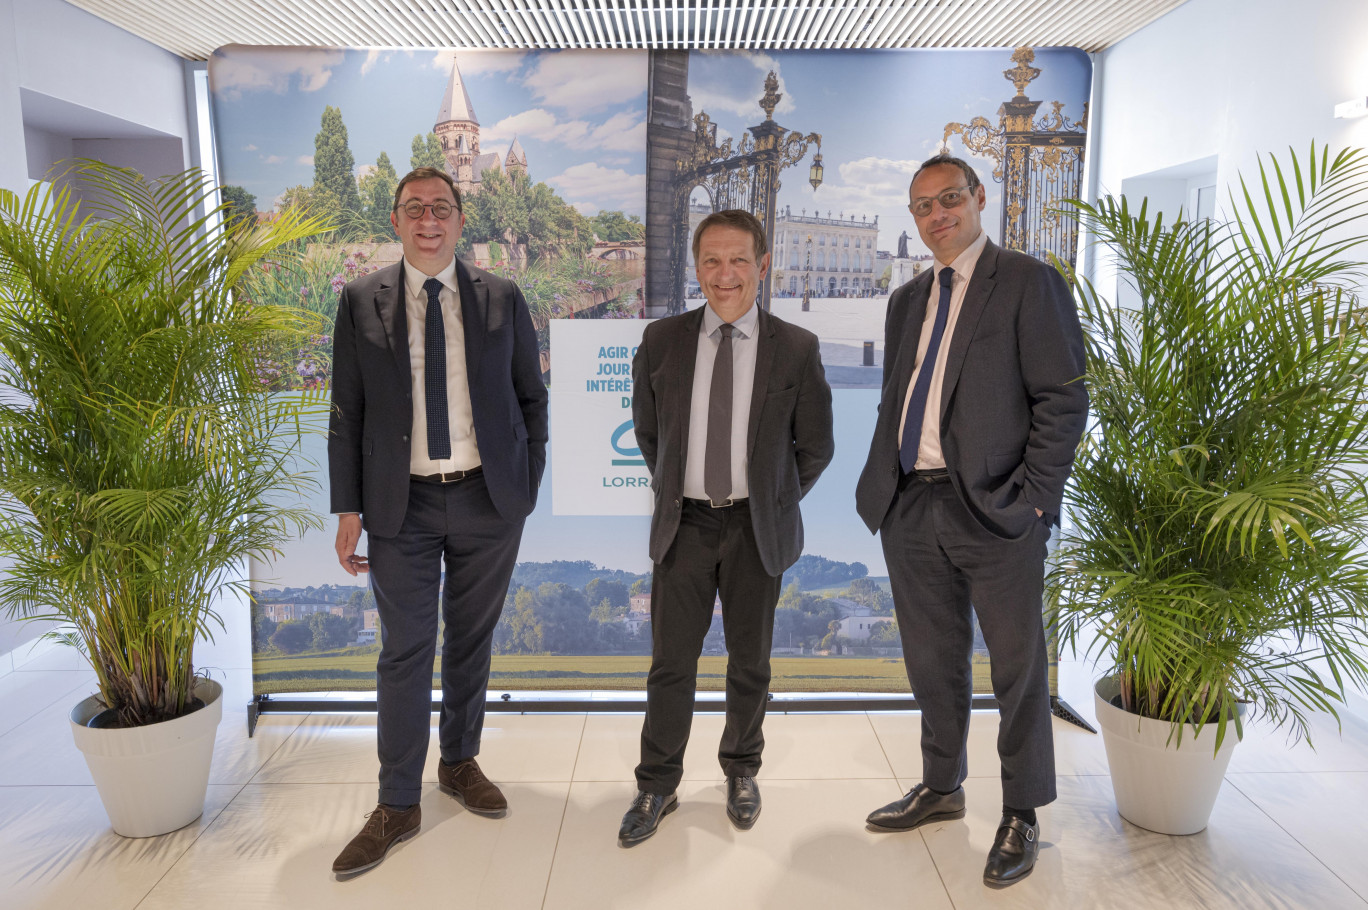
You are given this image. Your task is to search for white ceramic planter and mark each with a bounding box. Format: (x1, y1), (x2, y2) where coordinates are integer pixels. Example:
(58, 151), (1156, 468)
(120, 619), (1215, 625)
(70, 677), (223, 838)
(1094, 675), (1241, 835)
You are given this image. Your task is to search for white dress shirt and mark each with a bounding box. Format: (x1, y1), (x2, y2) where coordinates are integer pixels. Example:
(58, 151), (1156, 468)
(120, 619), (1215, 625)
(683, 302), (760, 500)
(403, 257), (481, 473)
(896, 229), (989, 470)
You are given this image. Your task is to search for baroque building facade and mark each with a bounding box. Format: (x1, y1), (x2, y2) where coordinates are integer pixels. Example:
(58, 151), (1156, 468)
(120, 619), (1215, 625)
(772, 206), (881, 298)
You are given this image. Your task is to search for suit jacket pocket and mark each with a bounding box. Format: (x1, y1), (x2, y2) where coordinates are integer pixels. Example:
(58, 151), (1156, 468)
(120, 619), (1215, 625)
(986, 451), (1022, 479)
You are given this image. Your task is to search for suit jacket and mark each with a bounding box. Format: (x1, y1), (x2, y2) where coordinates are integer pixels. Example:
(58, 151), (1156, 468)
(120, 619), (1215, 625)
(328, 258), (549, 537)
(855, 239), (1088, 540)
(633, 306), (834, 577)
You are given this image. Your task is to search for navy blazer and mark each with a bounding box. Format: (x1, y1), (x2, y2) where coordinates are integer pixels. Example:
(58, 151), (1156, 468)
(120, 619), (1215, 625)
(855, 239), (1088, 540)
(328, 258), (549, 537)
(632, 306), (834, 576)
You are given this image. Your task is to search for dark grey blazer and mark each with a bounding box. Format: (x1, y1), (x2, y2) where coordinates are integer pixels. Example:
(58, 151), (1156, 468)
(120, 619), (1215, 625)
(328, 258), (549, 537)
(632, 306), (834, 577)
(855, 239), (1088, 540)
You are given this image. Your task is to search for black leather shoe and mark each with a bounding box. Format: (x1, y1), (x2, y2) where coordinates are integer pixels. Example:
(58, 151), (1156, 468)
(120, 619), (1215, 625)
(618, 790), (678, 847)
(866, 782), (966, 831)
(726, 776), (761, 829)
(983, 815), (1040, 887)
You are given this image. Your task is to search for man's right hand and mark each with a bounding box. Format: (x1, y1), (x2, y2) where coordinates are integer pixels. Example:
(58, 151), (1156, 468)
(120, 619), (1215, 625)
(335, 513), (369, 576)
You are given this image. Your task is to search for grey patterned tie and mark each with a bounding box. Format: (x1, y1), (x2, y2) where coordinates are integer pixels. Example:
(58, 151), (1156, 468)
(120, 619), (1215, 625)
(705, 323), (735, 505)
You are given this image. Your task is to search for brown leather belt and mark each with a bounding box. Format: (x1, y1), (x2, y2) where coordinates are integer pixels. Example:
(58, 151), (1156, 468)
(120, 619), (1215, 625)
(410, 465), (483, 484)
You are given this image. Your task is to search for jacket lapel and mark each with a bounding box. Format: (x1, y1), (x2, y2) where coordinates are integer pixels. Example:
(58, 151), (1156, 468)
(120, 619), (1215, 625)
(938, 239), (999, 422)
(376, 263), (408, 381)
(746, 307), (776, 461)
(455, 258), (486, 382)
(674, 307), (704, 472)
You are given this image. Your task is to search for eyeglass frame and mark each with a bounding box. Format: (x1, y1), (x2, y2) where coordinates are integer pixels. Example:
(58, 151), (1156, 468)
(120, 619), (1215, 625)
(396, 200), (460, 220)
(908, 185), (979, 218)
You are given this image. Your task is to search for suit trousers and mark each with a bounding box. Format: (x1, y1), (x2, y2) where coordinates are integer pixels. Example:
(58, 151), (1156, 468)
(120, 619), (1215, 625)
(367, 474), (525, 807)
(880, 474), (1057, 809)
(636, 499), (784, 794)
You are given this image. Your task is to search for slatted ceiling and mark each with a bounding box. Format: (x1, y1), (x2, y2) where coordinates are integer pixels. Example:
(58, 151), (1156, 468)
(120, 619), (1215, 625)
(64, 0), (1189, 60)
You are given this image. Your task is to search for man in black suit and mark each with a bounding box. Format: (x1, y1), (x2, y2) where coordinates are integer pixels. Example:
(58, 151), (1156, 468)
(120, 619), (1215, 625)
(618, 210), (834, 846)
(328, 167), (548, 876)
(855, 154), (1087, 886)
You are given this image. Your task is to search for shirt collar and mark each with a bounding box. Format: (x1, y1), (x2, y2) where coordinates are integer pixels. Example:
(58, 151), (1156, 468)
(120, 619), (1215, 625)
(701, 301), (760, 339)
(933, 229), (988, 285)
(402, 256), (458, 298)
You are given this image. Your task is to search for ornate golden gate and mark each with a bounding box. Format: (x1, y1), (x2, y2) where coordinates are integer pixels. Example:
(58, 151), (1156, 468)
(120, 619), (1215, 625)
(667, 72), (822, 315)
(944, 48), (1088, 267)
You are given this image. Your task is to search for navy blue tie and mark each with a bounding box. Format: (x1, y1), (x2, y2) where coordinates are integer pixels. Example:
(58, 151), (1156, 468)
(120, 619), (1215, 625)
(422, 277), (451, 460)
(899, 266), (955, 473)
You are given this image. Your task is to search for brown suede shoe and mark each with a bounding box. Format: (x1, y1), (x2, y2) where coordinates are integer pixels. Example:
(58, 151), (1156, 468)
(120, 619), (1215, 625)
(438, 757), (508, 817)
(332, 803), (420, 877)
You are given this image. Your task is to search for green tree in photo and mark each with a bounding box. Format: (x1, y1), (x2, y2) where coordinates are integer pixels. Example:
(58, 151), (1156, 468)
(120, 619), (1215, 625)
(308, 611), (353, 651)
(221, 185), (257, 227)
(868, 620), (901, 645)
(590, 598), (628, 624)
(313, 105), (362, 221)
(410, 132), (446, 172)
(358, 151), (399, 241)
(252, 612), (277, 652)
(585, 578), (629, 610)
(271, 621), (313, 654)
(590, 210), (645, 242)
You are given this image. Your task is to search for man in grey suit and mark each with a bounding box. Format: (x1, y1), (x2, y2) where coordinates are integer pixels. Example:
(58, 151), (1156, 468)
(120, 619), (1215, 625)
(855, 154), (1087, 886)
(328, 167), (548, 876)
(618, 209), (834, 846)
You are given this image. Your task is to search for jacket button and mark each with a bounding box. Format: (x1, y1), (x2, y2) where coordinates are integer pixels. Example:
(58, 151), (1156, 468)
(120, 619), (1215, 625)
(402, 434), (410, 442)
(674, 499), (681, 508)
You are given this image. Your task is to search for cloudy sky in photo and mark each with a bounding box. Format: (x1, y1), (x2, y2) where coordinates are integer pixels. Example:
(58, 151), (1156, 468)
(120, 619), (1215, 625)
(209, 46), (649, 217)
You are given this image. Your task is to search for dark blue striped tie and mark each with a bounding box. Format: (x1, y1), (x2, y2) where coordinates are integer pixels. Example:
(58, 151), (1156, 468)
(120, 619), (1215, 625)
(422, 277), (451, 460)
(899, 266), (955, 473)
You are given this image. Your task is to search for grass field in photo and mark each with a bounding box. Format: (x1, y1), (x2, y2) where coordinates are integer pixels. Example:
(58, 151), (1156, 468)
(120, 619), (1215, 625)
(249, 650), (1055, 695)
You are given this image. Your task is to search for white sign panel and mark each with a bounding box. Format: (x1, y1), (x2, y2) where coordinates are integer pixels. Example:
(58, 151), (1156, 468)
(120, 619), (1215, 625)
(551, 320), (655, 516)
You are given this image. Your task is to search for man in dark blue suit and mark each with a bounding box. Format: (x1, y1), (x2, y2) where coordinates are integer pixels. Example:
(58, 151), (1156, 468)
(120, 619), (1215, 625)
(327, 167), (548, 876)
(855, 154), (1087, 887)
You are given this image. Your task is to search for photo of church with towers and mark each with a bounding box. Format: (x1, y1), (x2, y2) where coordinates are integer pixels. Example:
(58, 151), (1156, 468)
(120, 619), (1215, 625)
(433, 58), (528, 194)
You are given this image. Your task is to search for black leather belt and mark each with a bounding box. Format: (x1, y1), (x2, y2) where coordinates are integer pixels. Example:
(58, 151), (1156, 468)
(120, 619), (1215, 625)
(684, 497), (750, 509)
(410, 465), (483, 484)
(907, 468), (950, 484)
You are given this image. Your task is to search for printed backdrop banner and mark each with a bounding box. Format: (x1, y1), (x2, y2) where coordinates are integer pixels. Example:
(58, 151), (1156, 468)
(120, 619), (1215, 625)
(214, 45), (1092, 699)
(550, 320), (653, 516)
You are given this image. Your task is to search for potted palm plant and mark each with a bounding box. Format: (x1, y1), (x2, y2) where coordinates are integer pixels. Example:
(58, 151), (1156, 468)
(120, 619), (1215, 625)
(1048, 144), (1368, 835)
(0, 160), (327, 836)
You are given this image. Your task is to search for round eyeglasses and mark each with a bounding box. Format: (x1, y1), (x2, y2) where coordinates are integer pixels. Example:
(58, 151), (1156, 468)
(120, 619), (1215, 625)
(909, 186), (975, 217)
(398, 201), (457, 220)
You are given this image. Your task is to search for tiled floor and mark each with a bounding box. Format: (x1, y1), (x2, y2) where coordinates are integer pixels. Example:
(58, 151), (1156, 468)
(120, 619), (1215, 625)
(1, 639), (1367, 909)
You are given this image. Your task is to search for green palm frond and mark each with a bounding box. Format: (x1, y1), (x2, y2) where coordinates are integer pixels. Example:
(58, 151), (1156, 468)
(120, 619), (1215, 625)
(0, 160), (331, 727)
(1047, 144), (1368, 748)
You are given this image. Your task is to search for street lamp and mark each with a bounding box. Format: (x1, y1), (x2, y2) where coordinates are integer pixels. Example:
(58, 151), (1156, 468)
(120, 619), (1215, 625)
(809, 152), (824, 191)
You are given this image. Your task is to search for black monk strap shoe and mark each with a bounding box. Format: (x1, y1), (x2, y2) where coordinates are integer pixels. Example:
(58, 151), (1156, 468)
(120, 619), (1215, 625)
(983, 815), (1040, 887)
(865, 782), (967, 832)
(726, 776), (762, 829)
(332, 803), (421, 877)
(438, 757), (508, 817)
(618, 790), (679, 847)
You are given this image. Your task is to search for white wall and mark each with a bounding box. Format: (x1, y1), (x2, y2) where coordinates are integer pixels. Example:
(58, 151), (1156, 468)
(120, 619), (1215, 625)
(0, 0), (195, 664)
(0, 0), (191, 196)
(1091, 0), (1368, 720)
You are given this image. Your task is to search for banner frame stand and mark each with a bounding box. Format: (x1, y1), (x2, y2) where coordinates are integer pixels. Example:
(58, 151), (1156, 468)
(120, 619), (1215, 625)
(245, 693), (1095, 737)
